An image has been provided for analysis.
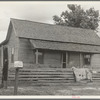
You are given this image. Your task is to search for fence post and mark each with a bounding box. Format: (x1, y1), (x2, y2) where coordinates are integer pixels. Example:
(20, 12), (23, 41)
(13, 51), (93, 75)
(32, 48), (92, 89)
(14, 68), (19, 95)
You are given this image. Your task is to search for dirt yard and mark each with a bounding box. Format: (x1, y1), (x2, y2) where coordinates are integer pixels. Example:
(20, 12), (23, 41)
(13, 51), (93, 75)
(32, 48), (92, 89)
(0, 81), (100, 96)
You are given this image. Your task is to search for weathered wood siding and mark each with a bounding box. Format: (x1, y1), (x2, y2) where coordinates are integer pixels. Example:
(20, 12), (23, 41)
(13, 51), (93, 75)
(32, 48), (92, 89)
(66, 52), (69, 67)
(68, 52), (80, 67)
(91, 54), (100, 71)
(18, 38), (35, 64)
(79, 53), (84, 67)
(44, 50), (62, 68)
(18, 39), (62, 68)
(5, 23), (19, 68)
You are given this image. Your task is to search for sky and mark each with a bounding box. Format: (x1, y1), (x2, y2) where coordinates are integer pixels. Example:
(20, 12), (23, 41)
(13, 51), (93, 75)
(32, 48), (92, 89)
(0, 1), (100, 43)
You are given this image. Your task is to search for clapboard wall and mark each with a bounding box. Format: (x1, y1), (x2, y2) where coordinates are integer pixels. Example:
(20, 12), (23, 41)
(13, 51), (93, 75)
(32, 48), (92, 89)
(44, 50), (62, 68)
(91, 54), (100, 71)
(2, 23), (19, 68)
(18, 38), (36, 64)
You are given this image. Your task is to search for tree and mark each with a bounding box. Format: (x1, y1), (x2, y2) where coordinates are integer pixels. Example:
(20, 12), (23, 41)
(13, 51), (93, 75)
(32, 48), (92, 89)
(53, 4), (100, 30)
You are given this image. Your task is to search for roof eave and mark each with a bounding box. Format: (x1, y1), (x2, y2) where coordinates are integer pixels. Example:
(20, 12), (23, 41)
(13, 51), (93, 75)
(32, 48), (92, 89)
(0, 20), (13, 47)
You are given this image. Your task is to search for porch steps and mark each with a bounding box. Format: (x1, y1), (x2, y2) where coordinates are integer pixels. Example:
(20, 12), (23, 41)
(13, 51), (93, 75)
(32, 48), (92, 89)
(8, 68), (100, 86)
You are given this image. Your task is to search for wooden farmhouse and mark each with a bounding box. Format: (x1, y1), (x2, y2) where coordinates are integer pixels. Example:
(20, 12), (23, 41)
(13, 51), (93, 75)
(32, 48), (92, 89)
(1, 18), (100, 75)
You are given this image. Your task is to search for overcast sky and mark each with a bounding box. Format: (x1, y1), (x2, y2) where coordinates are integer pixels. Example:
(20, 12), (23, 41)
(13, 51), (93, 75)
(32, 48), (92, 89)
(1, 1), (100, 43)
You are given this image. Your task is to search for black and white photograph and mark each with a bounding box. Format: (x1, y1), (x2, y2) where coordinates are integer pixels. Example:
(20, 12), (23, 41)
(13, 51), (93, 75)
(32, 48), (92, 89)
(0, 1), (100, 98)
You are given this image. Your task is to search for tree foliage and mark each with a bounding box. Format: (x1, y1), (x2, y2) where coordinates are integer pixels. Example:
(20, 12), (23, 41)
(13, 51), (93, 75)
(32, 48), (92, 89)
(53, 4), (100, 30)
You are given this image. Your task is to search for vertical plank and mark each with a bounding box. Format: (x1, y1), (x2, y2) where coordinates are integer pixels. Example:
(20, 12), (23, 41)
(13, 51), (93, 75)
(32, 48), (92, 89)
(36, 49), (38, 64)
(66, 52), (69, 68)
(80, 53), (83, 68)
(61, 52), (63, 68)
(91, 54), (100, 71)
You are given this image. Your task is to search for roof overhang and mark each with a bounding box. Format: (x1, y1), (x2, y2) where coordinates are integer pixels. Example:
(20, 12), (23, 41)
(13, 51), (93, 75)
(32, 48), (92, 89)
(30, 39), (100, 53)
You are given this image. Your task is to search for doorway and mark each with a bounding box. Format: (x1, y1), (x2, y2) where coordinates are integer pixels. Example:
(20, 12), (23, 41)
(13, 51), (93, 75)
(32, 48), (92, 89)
(62, 52), (66, 68)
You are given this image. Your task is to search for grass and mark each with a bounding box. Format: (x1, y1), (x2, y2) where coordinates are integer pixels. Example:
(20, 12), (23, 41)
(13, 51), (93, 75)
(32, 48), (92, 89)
(0, 81), (100, 96)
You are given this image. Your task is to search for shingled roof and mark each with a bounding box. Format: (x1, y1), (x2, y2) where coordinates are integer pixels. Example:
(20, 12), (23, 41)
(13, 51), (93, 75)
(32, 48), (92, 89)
(11, 18), (100, 46)
(30, 39), (100, 53)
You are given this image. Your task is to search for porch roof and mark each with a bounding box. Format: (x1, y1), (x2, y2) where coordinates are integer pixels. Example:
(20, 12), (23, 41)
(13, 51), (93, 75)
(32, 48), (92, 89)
(30, 39), (100, 53)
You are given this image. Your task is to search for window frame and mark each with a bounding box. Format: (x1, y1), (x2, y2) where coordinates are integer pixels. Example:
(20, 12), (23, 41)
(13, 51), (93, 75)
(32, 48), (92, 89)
(35, 49), (44, 64)
(83, 53), (91, 65)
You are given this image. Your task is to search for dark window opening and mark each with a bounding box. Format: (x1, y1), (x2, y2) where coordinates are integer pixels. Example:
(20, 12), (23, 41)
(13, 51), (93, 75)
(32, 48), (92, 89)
(63, 53), (66, 62)
(84, 54), (91, 65)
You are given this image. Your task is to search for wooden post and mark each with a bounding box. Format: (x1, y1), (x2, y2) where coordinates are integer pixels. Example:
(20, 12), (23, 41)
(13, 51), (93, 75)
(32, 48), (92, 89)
(14, 61), (23, 95)
(66, 52), (68, 68)
(90, 54), (92, 66)
(36, 49), (38, 64)
(14, 68), (19, 95)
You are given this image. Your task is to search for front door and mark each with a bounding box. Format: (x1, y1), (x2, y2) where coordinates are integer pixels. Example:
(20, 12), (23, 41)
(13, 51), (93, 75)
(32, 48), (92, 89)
(62, 52), (66, 68)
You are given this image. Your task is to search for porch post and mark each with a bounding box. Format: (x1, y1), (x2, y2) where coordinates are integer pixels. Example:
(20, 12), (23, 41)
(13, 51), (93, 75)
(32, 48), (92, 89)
(36, 49), (38, 64)
(66, 52), (68, 68)
(80, 53), (83, 68)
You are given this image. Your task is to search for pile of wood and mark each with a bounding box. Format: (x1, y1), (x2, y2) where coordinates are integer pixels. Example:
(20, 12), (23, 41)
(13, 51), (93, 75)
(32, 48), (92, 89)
(8, 68), (74, 86)
(7, 68), (100, 86)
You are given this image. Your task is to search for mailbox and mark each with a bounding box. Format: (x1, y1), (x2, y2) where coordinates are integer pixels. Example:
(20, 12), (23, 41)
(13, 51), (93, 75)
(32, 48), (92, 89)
(14, 61), (23, 68)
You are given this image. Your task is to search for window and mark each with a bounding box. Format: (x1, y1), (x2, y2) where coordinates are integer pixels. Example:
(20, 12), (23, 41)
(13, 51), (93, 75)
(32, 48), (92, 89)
(84, 54), (91, 65)
(35, 50), (44, 64)
(11, 48), (14, 63)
